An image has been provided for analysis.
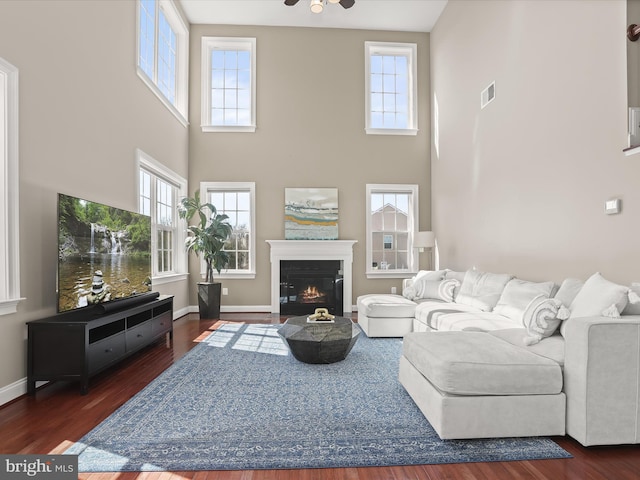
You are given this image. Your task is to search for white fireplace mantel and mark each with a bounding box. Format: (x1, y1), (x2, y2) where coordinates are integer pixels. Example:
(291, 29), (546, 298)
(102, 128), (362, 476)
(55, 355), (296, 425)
(266, 240), (357, 314)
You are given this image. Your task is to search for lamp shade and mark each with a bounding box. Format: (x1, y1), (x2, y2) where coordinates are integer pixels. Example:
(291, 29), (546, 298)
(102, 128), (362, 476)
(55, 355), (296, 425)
(414, 231), (435, 248)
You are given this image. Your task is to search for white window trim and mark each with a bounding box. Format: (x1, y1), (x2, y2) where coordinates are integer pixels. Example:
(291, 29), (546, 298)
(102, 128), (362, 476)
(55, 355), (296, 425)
(365, 184), (419, 279)
(365, 41), (418, 136)
(136, 0), (189, 127)
(200, 181), (256, 279)
(201, 37), (257, 133)
(0, 57), (23, 315)
(136, 149), (188, 284)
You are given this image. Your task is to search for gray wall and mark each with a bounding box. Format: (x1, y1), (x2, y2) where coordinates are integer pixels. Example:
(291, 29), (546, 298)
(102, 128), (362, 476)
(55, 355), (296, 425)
(189, 25), (431, 307)
(0, 0), (189, 397)
(431, 0), (638, 284)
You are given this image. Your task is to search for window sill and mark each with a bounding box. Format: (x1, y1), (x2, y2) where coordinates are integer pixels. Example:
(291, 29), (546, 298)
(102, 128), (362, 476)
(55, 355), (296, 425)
(152, 273), (189, 285)
(137, 68), (188, 128)
(0, 297), (25, 316)
(623, 144), (640, 156)
(201, 125), (256, 133)
(201, 271), (256, 280)
(365, 127), (418, 136)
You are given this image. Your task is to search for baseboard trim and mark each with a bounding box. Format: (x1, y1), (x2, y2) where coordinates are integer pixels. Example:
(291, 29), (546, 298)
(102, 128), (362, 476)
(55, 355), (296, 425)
(0, 377), (27, 407)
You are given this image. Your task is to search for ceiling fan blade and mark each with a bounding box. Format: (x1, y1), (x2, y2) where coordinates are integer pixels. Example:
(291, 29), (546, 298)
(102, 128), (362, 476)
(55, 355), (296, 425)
(284, 0), (300, 5)
(339, 0), (355, 8)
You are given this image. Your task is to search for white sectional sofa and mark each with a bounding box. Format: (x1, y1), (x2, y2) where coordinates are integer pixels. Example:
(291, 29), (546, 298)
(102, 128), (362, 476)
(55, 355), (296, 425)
(356, 269), (640, 446)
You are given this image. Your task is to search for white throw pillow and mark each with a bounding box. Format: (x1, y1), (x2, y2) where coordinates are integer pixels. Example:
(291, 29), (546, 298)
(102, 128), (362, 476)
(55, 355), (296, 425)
(455, 270), (513, 312)
(415, 279), (460, 302)
(622, 284), (640, 315)
(560, 273), (630, 336)
(493, 279), (556, 323)
(553, 278), (584, 308)
(522, 296), (569, 345)
(403, 270), (447, 300)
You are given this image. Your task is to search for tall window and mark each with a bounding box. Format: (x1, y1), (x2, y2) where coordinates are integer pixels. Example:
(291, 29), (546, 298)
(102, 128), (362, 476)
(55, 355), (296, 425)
(0, 57), (22, 315)
(365, 42), (418, 135)
(137, 0), (189, 125)
(201, 37), (256, 133)
(366, 184), (419, 277)
(137, 149), (187, 282)
(201, 182), (256, 278)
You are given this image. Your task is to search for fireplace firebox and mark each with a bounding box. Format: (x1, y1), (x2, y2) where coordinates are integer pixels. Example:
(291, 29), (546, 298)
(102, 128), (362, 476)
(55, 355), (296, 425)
(279, 260), (343, 316)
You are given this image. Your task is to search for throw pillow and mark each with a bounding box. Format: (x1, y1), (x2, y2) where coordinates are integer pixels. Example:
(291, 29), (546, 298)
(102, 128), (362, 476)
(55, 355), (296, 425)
(560, 273), (630, 336)
(415, 279), (460, 302)
(403, 270), (447, 300)
(522, 296), (569, 345)
(553, 278), (584, 308)
(622, 284), (640, 315)
(444, 270), (466, 301)
(493, 279), (556, 323)
(455, 270), (514, 312)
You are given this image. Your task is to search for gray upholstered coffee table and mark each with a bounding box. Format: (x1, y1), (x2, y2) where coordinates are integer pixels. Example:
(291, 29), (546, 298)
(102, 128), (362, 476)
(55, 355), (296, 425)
(278, 315), (360, 364)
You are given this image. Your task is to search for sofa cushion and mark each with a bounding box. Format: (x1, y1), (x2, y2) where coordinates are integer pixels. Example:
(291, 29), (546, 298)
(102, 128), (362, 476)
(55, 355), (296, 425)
(356, 294), (416, 318)
(561, 273), (630, 336)
(623, 283), (640, 315)
(414, 301), (486, 330)
(431, 311), (523, 332)
(488, 329), (565, 366)
(402, 331), (563, 396)
(455, 270), (513, 312)
(493, 279), (556, 323)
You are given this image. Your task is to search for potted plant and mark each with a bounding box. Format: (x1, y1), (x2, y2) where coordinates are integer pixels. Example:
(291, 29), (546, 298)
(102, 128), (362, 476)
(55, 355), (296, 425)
(178, 190), (233, 319)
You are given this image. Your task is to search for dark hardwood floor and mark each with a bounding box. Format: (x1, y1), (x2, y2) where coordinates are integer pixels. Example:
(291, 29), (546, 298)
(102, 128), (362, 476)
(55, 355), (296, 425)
(1, 313), (639, 480)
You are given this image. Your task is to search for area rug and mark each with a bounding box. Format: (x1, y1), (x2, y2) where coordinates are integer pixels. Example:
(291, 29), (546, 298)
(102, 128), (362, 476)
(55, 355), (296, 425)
(65, 323), (571, 471)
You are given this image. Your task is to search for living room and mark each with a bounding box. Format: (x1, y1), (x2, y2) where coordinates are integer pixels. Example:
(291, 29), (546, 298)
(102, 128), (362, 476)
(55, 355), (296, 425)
(0, 0), (639, 478)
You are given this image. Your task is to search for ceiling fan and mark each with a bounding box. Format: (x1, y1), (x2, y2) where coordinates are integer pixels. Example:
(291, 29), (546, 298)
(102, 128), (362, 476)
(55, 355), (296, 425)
(285, 0), (356, 14)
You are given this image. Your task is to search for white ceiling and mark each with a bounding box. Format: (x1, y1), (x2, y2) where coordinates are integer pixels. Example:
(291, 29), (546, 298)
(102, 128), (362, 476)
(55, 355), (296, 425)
(179, 0), (448, 33)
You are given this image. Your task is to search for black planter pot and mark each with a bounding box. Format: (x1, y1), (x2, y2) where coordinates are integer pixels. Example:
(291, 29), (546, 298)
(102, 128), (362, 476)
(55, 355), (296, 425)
(198, 282), (222, 319)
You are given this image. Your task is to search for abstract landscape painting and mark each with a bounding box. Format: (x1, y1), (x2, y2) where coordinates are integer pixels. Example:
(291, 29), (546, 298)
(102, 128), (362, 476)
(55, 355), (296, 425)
(284, 188), (338, 240)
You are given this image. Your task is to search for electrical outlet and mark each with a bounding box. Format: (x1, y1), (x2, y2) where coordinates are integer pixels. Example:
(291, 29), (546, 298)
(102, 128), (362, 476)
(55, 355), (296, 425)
(391, 286), (397, 294)
(222, 287), (228, 296)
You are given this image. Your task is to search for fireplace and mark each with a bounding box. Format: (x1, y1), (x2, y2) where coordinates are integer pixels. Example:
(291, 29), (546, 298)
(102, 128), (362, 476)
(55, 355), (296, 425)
(280, 260), (343, 316)
(266, 240), (357, 315)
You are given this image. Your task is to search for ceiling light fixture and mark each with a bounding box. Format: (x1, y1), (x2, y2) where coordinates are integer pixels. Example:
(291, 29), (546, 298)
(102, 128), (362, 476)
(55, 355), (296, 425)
(284, 0), (356, 14)
(310, 0), (323, 14)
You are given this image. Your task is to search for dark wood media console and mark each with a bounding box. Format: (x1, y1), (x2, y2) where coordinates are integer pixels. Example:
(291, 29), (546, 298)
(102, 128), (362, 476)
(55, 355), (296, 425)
(27, 295), (173, 395)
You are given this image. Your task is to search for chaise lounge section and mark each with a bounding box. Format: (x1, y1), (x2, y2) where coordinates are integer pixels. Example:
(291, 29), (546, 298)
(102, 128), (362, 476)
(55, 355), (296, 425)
(358, 269), (640, 446)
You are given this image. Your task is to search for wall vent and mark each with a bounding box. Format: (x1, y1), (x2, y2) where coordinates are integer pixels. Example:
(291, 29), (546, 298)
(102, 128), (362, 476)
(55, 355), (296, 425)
(481, 81), (495, 109)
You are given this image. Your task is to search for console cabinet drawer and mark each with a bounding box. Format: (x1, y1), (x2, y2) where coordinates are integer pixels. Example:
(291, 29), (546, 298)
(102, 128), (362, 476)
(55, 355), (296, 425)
(88, 332), (126, 373)
(126, 321), (153, 351)
(152, 312), (172, 336)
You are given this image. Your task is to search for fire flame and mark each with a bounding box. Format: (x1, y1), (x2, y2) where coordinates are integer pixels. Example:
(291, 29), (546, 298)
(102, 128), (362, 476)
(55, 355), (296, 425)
(300, 285), (326, 302)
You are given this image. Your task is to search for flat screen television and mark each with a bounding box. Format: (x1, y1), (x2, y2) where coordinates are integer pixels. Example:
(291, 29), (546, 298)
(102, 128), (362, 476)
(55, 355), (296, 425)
(57, 193), (152, 313)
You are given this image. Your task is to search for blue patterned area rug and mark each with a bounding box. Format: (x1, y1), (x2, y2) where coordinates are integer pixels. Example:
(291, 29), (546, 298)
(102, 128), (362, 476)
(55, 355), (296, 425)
(65, 323), (571, 472)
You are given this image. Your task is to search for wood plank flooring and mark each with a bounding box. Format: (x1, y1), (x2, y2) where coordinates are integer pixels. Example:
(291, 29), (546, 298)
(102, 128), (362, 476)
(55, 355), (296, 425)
(1, 313), (638, 480)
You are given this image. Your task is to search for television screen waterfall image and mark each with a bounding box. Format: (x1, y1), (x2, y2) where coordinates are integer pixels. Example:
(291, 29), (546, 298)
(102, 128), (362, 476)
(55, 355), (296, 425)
(57, 193), (152, 313)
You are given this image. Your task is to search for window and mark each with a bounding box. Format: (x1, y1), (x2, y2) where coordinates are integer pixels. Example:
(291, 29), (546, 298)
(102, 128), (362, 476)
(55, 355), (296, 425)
(365, 42), (418, 135)
(137, 0), (189, 126)
(366, 184), (419, 278)
(137, 149), (187, 283)
(201, 182), (256, 278)
(201, 37), (256, 133)
(0, 57), (22, 315)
